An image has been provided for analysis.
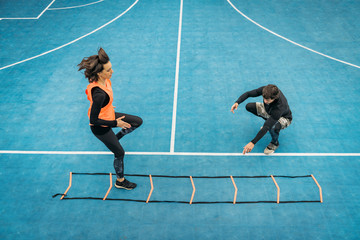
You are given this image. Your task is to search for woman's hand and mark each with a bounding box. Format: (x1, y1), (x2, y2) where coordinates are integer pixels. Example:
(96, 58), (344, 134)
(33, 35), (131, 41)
(231, 103), (239, 113)
(243, 142), (254, 155)
(116, 116), (131, 129)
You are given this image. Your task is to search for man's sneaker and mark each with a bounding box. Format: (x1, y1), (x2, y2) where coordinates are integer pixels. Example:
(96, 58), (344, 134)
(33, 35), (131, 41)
(264, 142), (279, 155)
(115, 179), (137, 190)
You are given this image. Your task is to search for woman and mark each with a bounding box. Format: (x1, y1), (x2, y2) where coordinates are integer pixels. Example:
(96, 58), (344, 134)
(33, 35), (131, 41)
(78, 48), (142, 190)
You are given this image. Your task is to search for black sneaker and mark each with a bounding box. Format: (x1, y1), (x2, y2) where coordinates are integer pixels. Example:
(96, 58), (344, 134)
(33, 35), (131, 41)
(264, 142), (279, 155)
(115, 179), (137, 190)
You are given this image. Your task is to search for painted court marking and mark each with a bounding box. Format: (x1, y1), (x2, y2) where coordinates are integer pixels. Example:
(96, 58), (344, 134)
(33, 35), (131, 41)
(1, 150), (360, 157)
(227, 0), (360, 69)
(0, 0), (139, 70)
(0, 0), (56, 20)
(48, 0), (105, 10)
(170, 0), (184, 153)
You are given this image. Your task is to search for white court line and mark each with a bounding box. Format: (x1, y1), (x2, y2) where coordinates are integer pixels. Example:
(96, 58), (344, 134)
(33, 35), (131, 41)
(48, 0), (104, 10)
(0, 150), (360, 157)
(36, 0), (56, 18)
(0, 17), (38, 20)
(0, 0), (138, 70)
(170, 0), (184, 153)
(0, 0), (56, 20)
(227, 0), (360, 69)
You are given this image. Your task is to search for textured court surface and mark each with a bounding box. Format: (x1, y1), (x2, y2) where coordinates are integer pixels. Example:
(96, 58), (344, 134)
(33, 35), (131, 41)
(1, 0), (360, 239)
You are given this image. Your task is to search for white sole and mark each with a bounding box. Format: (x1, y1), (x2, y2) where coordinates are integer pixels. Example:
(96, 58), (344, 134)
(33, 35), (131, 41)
(114, 184), (135, 190)
(264, 151), (275, 155)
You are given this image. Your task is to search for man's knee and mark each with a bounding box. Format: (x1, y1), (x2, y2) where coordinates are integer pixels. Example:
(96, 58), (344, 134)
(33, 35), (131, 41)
(245, 103), (257, 115)
(271, 122), (282, 133)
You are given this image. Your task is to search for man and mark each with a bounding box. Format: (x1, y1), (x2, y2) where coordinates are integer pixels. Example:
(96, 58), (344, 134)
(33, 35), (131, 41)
(231, 84), (292, 155)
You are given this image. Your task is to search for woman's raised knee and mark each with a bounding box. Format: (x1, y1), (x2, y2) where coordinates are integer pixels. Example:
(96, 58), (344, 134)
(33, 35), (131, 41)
(134, 116), (143, 127)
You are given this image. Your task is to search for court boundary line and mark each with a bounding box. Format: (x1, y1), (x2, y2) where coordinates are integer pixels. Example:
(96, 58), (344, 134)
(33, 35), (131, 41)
(1, 150), (360, 157)
(170, 0), (184, 153)
(0, 0), (139, 70)
(48, 0), (105, 10)
(37, 0), (56, 18)
(227, 0), (360, 69)
(0, 0), (56, 20)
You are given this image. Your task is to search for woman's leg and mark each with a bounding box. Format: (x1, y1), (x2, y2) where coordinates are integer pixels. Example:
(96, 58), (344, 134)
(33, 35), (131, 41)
(92, 128), (137, 189)
(92, 129), (125, 179)
(115, 112), (143, 140)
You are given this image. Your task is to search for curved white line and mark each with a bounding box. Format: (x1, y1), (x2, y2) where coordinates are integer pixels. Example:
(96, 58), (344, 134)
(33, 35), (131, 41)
(48, 0), (104, 10)
(227, 0), (360, 69)
(0, 0), (138, 71)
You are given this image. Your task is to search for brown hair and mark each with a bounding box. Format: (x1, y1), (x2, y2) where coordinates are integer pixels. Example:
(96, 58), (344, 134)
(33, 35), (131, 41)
(262, 84), (280, 100)
(78, 48), (110, 83)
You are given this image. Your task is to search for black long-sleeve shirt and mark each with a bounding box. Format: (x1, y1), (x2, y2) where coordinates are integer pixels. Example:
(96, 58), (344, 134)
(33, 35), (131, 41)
(236, 86), (292, 144)
(89, 87), (117, 131)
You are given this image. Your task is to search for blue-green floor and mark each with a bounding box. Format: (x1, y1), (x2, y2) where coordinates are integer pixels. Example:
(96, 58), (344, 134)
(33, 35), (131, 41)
(1, 154), (360, 239)
(1, 0), (360, 239)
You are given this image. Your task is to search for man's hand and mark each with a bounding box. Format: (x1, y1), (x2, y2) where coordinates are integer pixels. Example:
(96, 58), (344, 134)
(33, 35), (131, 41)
(243, 142), (254, 154)
(231, 103), (239, 113)
(116, 116), (131, 129)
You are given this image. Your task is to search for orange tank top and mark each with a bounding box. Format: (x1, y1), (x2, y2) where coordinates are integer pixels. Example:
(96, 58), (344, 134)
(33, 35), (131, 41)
(85, 79), (116, 125)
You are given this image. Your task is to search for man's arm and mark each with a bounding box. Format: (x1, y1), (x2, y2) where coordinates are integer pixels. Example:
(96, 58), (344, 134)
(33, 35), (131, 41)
(251, 117), (278, 144)
(235, 86), (264, 104)
(243, 108), (281, 154)
(242, 117), (277, 154)
(231, 86), (264, 113)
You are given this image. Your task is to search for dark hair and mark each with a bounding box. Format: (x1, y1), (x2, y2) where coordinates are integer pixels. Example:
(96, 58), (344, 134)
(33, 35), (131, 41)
(78, 48), (110, 83)
(262, 84), (280, 100)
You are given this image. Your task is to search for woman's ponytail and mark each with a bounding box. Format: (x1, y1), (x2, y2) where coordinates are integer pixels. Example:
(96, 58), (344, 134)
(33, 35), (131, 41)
(78, 48), (110, 83)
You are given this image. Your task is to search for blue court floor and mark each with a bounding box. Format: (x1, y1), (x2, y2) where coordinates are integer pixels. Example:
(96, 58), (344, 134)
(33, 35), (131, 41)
(1, 0), (360, 239)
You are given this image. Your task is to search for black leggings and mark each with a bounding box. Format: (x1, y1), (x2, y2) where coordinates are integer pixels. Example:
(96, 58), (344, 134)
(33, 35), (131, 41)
(91, 112), (142, 179)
